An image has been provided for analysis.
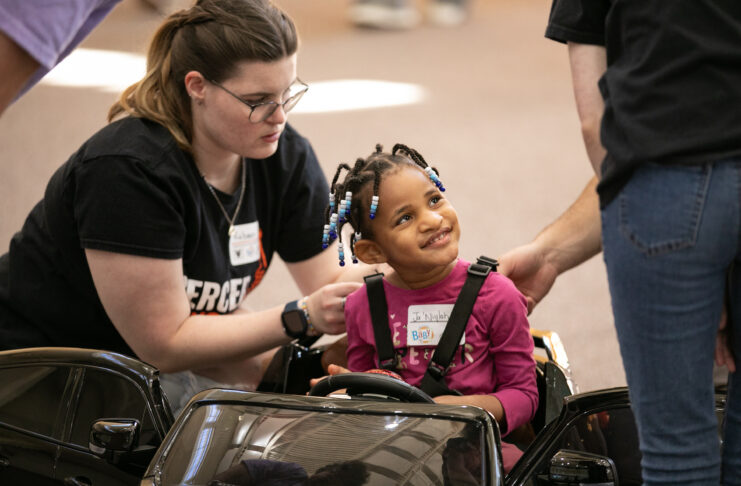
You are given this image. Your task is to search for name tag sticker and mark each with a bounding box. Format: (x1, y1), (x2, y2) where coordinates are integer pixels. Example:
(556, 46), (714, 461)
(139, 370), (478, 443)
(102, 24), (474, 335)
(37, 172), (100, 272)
(229, 221), (260, 266)
(407, 304), (463, 346)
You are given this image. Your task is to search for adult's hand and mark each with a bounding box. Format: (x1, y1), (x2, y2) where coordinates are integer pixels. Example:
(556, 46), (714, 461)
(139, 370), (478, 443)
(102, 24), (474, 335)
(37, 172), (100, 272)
(498, 242), (559, 315)
(305, 282), (361, 335)
(499, 177), (602, 314)
(715, 307), (736, 373)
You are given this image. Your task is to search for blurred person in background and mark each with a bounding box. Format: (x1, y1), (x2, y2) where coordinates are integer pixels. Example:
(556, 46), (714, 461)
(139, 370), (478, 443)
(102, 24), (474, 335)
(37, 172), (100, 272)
(349, 0), (469, 30)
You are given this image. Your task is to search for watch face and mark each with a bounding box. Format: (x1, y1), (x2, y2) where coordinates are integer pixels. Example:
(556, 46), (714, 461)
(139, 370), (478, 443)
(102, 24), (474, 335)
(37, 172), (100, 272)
(283, 310), (307, 337)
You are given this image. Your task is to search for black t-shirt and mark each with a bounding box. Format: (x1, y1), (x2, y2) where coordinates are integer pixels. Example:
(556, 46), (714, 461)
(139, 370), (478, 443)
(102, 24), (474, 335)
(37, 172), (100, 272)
(0, 117), (329, 355)
(546, 0), (741, 205)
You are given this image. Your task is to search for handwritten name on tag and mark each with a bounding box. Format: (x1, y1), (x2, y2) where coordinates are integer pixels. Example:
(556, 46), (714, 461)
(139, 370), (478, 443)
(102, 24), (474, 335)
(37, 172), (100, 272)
(406, 304), (463, 346)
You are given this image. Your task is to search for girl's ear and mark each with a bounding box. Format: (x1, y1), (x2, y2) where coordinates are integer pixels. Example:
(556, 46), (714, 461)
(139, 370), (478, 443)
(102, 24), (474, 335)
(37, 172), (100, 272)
(354, 239), (387, 264)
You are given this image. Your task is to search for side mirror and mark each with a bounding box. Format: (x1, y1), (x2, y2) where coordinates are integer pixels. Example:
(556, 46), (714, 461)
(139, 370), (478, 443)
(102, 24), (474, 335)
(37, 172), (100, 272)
(549, 450), (617, 485)
(89, 419), (140, 456)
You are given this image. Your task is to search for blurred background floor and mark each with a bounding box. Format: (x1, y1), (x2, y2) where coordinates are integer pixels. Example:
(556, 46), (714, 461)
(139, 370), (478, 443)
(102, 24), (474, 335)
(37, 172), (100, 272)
(0, 0), (623, 392)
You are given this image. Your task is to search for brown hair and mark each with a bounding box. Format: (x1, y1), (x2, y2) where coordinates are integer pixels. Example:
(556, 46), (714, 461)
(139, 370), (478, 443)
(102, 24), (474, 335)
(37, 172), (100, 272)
(108, 0), (298, 152)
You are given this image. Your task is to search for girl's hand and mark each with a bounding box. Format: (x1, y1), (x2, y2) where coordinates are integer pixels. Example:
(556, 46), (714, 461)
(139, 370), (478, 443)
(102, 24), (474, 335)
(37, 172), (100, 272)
(305, 282), (361, 335)
(309, 363), (351, 388)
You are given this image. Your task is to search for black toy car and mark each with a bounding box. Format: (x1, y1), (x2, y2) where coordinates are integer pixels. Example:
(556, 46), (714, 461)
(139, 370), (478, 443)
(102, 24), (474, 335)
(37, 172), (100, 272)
(0, 348), (173, 485)
(0, 335), (727, 485)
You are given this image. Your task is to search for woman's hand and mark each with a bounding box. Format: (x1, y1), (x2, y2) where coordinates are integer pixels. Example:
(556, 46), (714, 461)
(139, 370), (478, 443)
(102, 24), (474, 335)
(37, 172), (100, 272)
(305, 282), (361, 335)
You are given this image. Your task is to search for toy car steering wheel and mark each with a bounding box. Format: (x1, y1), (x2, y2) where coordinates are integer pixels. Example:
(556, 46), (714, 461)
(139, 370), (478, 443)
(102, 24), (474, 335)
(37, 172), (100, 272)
(308, 372), (435, 403)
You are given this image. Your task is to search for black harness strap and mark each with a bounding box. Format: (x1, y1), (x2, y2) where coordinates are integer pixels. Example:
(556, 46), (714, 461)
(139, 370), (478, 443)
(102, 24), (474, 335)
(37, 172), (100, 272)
(364, 257), (498, 397)
(419, 258), (495, 396)
(364, 273), (398, 370)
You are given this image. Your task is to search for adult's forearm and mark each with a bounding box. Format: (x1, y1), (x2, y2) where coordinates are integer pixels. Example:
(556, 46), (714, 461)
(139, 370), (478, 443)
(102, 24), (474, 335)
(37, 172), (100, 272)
(135, 306), (290, 373)
(568, 42), (607, 175)
(534, 176), (602, 275)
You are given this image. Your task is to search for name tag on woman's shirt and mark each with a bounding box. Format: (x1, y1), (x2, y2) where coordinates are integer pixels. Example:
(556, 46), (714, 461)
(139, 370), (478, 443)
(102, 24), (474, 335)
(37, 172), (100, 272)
(406, 304), (463, 346)
(229, 221), (260, 266)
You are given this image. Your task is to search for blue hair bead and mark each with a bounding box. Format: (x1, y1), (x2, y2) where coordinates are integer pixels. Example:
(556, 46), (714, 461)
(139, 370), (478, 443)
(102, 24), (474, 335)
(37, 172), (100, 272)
(369, 195), (379, 219)
(425, 167), (446, 192)
(322, 224), (330, 249)
(338, 200), (347, 223)
(351, 232), (361, 264)
(329, 213), (338, 239)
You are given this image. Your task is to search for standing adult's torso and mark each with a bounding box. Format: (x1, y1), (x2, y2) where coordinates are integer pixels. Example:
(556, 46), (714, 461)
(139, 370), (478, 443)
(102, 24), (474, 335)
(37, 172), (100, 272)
(547, 0), (741, 204)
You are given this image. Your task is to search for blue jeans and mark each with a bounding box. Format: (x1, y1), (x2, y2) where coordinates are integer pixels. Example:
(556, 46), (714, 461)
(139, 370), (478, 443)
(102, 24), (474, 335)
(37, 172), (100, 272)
(601, 160), (741, 485)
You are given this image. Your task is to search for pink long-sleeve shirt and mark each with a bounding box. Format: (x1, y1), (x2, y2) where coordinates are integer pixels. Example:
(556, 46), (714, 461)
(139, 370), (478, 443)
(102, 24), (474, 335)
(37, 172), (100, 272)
(345, 259), (538, 434)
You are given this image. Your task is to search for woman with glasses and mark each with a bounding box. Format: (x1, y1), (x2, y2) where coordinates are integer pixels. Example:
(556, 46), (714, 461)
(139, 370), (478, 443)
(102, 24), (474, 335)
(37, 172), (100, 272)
(0, 0), (366, 410)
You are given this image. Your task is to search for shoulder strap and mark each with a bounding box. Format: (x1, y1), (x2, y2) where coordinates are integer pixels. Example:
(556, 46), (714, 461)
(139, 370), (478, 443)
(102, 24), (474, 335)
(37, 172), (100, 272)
(419, 256), (498, 396)
(364, 273), (398, 370)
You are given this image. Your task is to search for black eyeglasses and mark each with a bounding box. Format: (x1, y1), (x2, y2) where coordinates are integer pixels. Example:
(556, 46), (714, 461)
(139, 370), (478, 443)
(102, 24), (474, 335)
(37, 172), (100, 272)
(208, 78), (309, 123)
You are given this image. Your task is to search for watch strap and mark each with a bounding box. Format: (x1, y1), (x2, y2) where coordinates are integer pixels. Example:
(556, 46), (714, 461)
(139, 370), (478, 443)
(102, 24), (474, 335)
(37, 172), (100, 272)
(281, 300), (308, 339)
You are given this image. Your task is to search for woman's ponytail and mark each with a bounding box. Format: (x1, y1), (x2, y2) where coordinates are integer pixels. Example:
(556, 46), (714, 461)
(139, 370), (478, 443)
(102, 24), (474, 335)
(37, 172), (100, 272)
(107, 0), (297, 154)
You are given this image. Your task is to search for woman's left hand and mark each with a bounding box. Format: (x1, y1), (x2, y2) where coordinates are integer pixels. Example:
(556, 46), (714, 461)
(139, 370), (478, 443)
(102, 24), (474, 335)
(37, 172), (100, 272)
(305, 282), (361, 335)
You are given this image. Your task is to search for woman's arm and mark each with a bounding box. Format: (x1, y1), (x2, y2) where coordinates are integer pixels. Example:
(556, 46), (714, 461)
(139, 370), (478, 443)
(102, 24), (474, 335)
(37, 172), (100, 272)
(86, 249), (348, 373)
(285, 243), (392, 333)
(285, 242), (385, 294)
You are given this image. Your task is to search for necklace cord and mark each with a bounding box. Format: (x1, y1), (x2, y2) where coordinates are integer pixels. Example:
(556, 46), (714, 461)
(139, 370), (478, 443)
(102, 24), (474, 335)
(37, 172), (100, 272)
(202, 159), (246, 236)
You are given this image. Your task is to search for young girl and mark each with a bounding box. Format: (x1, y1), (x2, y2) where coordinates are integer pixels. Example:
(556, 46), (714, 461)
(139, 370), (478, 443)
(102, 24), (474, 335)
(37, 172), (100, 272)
(321, 143), (538, 456)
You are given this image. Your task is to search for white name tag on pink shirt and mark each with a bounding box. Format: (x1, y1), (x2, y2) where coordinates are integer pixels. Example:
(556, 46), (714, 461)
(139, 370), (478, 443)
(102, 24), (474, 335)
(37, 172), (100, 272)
(229, 221), (260, 266)
(407, 304), (463, 346)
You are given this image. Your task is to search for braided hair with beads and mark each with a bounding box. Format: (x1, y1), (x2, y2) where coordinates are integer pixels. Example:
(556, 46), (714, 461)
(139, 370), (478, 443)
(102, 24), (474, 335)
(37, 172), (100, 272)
(322, 143), (446, 266)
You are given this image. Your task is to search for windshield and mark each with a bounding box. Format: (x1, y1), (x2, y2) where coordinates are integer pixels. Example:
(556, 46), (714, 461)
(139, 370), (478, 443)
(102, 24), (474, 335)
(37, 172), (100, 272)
(153, 402), (489, 485)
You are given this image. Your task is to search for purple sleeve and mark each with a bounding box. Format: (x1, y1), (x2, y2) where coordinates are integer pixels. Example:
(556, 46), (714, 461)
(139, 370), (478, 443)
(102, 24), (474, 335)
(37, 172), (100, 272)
(344, 287), (377, 372)
(0, 0), (121, 98)
(487, 276), (538, 434)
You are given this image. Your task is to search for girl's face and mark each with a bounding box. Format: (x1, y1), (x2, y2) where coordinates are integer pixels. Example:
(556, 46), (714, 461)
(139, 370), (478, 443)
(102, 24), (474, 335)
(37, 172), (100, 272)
(358, 166), (460, 286)
(191, 54), (298, 161)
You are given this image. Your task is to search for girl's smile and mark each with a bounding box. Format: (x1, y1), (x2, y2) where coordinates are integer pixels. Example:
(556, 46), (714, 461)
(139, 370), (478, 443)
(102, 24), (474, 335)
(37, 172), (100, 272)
(358, 165), (460, 289)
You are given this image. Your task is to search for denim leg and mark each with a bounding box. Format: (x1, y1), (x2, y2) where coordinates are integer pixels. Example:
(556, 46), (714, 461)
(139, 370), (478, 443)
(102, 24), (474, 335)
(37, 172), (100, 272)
(601, 161), (741, 485)
(724, 263), (741, 485)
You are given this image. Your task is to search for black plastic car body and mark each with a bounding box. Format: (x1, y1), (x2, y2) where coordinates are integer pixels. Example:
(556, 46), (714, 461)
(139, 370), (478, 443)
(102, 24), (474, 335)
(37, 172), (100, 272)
(0, 343), (727, 485)
(0, 347), (174, 485)
(141, 384), (726, 486)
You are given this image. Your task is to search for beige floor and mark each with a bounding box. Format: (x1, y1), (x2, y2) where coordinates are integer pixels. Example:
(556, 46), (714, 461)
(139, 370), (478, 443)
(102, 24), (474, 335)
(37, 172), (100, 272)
(0, 0), (623, 392)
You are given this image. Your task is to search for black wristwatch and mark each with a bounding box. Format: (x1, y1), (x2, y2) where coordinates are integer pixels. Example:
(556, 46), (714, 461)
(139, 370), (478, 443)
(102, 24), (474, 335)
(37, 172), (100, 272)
(281, 300), (308, 339)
